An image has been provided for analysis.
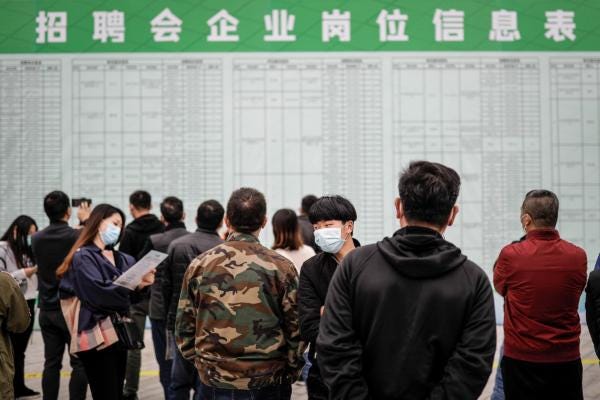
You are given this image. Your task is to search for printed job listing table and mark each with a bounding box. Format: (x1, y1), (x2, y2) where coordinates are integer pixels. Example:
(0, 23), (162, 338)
(0, 53), (598, 274)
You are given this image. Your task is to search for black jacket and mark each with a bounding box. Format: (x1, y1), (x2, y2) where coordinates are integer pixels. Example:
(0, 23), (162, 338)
(162, 228), (223, 331)
(299, 253), (340, 351)
(317, 227), (496, 400)
(31, 222), (80, 310)
(120, 214), (165, 261)
(585, 269), (600, 358)
(141, 222), (189, 320)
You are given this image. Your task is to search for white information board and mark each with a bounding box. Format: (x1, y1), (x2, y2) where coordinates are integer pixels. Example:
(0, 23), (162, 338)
(0, 53), (599, 284)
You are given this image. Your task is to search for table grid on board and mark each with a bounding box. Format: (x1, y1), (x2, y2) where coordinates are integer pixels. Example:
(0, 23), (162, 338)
(0, 59), (61, 230)
(232, 58), (384, 244)
(392, 57), (542, 270)
(550, 58), (600, 267)
(71, 58), (224, 218)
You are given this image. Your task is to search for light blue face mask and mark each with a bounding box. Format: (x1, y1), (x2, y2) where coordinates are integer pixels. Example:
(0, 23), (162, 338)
(314, 226), (348, 254)
(26, 236), (32, 247)
(100, 223), (121, 247)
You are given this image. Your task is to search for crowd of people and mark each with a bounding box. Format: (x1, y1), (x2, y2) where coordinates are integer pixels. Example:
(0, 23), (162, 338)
(1, 160), (600, 400)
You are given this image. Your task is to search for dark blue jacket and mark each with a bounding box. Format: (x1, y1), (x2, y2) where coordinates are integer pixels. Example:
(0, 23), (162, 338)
(59, 244), (136, 332)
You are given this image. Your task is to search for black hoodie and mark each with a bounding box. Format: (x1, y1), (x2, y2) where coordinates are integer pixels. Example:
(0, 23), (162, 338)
(316, 226), (496, 400)
(119, 214), (165, 261)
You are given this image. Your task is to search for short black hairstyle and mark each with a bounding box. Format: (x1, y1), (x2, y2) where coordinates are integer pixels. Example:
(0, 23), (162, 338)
(308, 195), (357, 225)
(226, 188), (266, 234)
(129, 190), (152, 210)
(521, 190), (559, 228)
(301, 194), (318, 214)
(398, 161), (461, 227)
(44, 191), (70, 222)
(160, 196), (184, 224)
(197, 200), (225, 231)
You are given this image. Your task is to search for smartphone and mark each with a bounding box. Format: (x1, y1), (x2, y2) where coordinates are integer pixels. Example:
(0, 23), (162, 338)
(72, 198), (92, 207)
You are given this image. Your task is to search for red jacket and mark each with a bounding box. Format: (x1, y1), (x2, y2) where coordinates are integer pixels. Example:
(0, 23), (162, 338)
(494, 228), (587, 363)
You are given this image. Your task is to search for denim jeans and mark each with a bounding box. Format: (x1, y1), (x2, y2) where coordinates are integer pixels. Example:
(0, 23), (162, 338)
(199, 381), (292, 400)
(151, 318), (172, 399)
(491, 344), (505, 400)
(168, 333), (201, 400)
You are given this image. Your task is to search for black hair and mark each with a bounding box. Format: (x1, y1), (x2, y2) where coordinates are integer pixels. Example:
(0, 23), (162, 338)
(197, 200), (225, 231)
(398, 161), (461, 227)
(129, 190), (152, 210)
(160, 196), (184, 224)
(226, 188), (266, 234)
(44, 191), (70, 222)
(308, 195), (357, 225)
(521, 190), (559, 228)
(1, 215), (38, 269)
(301, 194), (318, 215)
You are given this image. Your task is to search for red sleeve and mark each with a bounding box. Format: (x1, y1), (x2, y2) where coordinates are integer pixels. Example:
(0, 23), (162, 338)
(493, 247), (512, 297)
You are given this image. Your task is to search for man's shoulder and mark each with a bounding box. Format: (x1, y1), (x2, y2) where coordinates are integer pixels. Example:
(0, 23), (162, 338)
(558, 238), (587, 259)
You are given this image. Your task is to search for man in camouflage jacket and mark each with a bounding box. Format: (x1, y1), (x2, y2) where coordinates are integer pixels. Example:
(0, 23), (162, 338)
(175, 188), (305, 400)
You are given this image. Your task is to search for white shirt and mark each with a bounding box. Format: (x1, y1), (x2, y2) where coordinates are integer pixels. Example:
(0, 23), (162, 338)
(275, 245), (316, 274)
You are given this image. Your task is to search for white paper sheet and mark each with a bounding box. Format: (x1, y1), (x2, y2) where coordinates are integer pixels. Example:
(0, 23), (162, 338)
(113, 250), (167, 290)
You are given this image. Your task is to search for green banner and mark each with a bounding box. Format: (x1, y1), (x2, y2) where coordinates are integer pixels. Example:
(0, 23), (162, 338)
(0, 0), (599, 53)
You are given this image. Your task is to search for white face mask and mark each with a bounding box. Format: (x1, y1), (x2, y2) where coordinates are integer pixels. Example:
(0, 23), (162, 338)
(314, 226), (348, 254)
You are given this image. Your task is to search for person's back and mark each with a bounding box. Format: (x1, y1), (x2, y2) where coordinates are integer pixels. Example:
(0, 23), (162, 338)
(494, 189), (587, 400)
(120, 190), (165, 260)
(31, 191), (89, 400)
(176, 188), (304, 399)
(317, 161), (496, 400)
(164, 227), (223, 331)
(495, 231), (586, 361)
(33, 221), (79, 311)
(178, 232), (300, 387)
(275, 245), (315, 273)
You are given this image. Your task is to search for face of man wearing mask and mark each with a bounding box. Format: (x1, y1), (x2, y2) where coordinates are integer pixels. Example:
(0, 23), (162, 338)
(313, 220), (353, 255)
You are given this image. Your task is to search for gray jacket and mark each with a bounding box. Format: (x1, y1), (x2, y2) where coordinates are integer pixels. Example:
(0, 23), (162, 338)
(162, 228), (223, 331)
(144, 223), (189, 320)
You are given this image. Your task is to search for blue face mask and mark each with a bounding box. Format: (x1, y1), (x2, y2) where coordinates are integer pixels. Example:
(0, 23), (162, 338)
(100, 223), (120, 247)
(314, 226), (348, 254)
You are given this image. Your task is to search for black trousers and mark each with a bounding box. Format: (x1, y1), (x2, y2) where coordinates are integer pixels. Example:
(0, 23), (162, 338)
(9, 299), (35, 393)
(306, 359), (329, 400)
(39, 307), (88, 400)
(78, 343), (127, 400)
(501, 355), (583, 400)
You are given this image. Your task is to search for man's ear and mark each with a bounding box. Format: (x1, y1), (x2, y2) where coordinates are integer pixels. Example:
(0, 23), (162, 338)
(181, 212), (186, 222)
(224, 216), (231, 229)
(395, 197), (403, 220)
(447, 204), (459, 227)
(66, 207), (72, 220)
(261, 216), (268, 229)
(345, 220), (354, 235)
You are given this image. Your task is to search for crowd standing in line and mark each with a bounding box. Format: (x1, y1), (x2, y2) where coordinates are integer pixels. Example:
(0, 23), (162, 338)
(0, 160), (599, 400)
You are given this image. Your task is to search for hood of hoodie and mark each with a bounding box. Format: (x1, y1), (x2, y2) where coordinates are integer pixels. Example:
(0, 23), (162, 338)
(377, 226), (466, 279)
(127, 214), (164, 233)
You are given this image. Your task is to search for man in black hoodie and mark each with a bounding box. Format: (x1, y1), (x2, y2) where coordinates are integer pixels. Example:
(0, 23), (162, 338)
(317, 161), (496, 400)
(120, 190), (165, 400)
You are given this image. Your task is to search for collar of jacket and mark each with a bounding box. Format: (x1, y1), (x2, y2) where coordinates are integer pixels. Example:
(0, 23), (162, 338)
(526, 228), (559, 241)
(195, 227), (219, 236)
(166, 221), (186, 231)
(397, 225), (443, 238)
(49, 220), (69, 226)
(226, 232), (259, 244)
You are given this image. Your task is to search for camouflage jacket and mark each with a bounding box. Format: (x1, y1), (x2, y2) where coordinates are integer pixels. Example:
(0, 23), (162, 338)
(175, 232), (305, 390)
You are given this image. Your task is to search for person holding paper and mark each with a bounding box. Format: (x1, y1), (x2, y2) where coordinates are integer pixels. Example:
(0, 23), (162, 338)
(56, 204), (155, 400)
